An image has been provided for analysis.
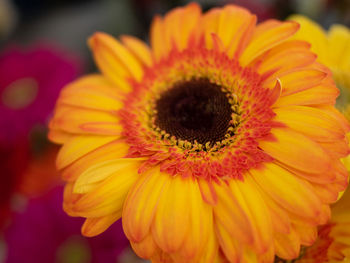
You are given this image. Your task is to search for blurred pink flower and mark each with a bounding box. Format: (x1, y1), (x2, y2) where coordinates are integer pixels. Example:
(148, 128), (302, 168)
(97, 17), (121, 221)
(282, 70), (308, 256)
(4, 186), (129, 263)
(0, 45), (80, 146)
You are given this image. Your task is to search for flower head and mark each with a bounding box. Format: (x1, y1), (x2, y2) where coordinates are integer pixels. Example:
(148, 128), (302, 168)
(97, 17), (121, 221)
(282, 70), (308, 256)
(50, 3), (350, 263)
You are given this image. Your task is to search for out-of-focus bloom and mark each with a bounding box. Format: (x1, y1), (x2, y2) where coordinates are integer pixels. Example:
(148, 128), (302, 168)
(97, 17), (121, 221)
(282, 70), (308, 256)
(289, 15), (350, 109)
(3, 186), (129, 263)
(0, 45), (80, 146)
(49, 3), (350, 263)
(275, 187), (350, 263)
(0, 45), (80, 228)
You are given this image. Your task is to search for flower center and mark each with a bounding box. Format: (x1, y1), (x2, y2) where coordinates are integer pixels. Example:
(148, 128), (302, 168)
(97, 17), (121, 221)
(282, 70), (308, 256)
(1, 78), (38, 110)
(154, 78), (234, 145)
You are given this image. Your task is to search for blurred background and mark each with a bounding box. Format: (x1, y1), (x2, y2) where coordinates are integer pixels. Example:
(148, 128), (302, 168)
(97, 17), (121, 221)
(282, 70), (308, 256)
(0, 0), (349, 262)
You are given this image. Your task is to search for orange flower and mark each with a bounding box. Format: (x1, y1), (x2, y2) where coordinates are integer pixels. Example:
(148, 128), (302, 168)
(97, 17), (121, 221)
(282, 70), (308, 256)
(49, 3), (350, 263)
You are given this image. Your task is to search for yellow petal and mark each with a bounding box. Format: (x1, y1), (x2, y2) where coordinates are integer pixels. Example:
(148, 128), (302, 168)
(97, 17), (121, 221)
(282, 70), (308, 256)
(120, 35), (153, 67)
(175, 179), (212, 261)
(151, 175), (192, 253)
(89, 32), (143, 86)
(328, 24), (350, 72)
(259, 128), (332, 174)
(71, 160), (141, 217)
(74, 158), (145, 194)
(56, 135), (118, 170)
(215, 221), (242, 263)
(274, 227), (300, 259)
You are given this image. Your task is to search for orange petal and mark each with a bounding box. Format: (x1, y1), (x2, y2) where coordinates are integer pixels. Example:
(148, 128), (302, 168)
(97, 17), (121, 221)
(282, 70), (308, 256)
(274, 227), (300, 260)
(150, 3), (201, 61)
(163, 3), (201, 51)
(240, 20), (299, 65)
(250, 162), (323, 220)
(81, 212), (121, 237)
(50, 105), (122, 135)
(259, 128), (332, 174)
(201, 5), (256, 57)
(48, 128), (72, 144)
(265, 68), (328, 96)
(57, 74), (123, 112)
(150, 15), (167, 61)
(249, 40), (315, 76)
(89, 32), (143, 86)
(71, 160), (141, 217)
(273, 84), (339, 107)
(130, 234), (158, 259)
(292, 223), (317, 246)
(198, 178), (217, 205)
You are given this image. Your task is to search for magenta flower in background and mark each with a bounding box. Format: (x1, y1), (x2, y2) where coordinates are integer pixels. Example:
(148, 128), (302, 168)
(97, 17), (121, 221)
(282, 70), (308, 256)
(0, 45), (80, 146)
(3, 186), (130, 263)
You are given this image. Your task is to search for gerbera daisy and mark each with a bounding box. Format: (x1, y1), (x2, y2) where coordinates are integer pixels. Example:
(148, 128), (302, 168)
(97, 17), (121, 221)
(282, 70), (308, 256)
(49, 3), (350, 263)
(275, 187), (350, 263)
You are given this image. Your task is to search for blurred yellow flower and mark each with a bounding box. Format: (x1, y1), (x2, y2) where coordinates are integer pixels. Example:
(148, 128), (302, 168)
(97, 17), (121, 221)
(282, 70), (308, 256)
(290, 15), (350, 109)
(50, 4), (350, 263)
